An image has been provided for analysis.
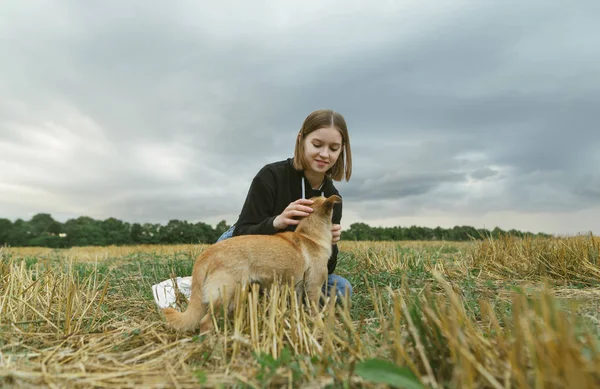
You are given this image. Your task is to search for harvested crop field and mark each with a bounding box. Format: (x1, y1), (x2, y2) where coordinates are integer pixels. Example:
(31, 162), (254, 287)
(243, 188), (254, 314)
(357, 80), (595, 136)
(1, 235), (600, 388)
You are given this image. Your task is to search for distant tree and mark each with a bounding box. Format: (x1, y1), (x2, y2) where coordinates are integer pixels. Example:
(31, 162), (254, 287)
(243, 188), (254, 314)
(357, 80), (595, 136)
(9, 219), (30, 247)
(159, 220), (182, 244)
(102, 217), (131, 245)
(215, 220), (229, 237)
(63, 216), (105, 246)
(0, 218), (13, 246)
(141, 223), (161, 244)
(195, 221), (218, 243)
(347, 223), (373, 241)
(130, 223), (143, 244)
(26, 213), (63, 248)
(492, 227), (505, 239)
(29, 213), (59, 235)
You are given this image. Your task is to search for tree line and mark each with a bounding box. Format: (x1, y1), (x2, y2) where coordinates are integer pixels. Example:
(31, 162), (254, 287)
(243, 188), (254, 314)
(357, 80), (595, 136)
(0, 213), (551, 248)
(340, 222), (551, 241)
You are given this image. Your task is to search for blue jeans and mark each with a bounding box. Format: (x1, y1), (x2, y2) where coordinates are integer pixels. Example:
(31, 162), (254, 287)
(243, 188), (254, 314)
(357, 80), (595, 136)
(323, 273), (353, 301)
(216, 225), (235, 242)
(216, 225), (352, 300)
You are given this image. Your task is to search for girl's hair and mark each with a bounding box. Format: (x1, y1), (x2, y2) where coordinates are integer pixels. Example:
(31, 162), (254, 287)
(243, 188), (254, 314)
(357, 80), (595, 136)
(293, 109), (352, 182)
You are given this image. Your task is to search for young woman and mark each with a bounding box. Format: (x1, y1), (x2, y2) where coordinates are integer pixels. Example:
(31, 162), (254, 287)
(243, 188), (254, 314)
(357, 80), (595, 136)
(152, 109), (353, 309)
(217, 108), (353, 300)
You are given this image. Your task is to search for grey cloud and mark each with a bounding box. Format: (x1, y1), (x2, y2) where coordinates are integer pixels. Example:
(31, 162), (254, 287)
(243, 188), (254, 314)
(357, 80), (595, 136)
(470, 168), (498, 180)
(0, 1), (599, 235)
(351, 171), (466, 201)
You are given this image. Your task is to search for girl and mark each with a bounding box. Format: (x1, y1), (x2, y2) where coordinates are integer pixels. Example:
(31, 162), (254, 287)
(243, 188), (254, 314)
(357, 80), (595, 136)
(217, 108), (353, 300)
(152, 109), (353, 309)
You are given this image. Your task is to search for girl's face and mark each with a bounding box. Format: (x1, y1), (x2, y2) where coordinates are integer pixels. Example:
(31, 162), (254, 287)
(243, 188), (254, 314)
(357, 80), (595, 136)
(303, 126), (343, 175)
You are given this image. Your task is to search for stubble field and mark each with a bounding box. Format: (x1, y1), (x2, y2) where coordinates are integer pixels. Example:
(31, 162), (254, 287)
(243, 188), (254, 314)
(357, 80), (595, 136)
(1, 235), (600, 388)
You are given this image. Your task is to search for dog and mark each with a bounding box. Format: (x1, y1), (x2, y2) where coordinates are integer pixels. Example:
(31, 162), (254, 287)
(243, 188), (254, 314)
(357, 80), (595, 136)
(162, 194), (342, 333)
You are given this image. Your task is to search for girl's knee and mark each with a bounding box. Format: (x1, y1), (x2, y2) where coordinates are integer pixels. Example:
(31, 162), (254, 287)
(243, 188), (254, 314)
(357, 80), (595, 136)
(340, 278), (353, 298)
(329, 275), (352, 298)
(216, 225), (235, 242)
(344, 280), (353, 297)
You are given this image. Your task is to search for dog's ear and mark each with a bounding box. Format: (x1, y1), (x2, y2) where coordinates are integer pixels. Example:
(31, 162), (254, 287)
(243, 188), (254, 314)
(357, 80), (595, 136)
(321, 195), (342, 211)
(326, 194), (342, 204)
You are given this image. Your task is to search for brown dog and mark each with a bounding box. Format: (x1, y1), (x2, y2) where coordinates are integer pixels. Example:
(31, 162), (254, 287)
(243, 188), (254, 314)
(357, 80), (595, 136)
(162, 194), (342, 333)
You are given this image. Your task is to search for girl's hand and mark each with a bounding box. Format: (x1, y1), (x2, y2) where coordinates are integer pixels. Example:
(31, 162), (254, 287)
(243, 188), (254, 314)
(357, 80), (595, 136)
(273, 199), (314, 230)
(332, 224), (342, 244)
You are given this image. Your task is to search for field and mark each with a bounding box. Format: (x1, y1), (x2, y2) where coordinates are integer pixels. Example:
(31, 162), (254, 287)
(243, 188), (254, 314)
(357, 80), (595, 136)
(1, 235), (600, 388)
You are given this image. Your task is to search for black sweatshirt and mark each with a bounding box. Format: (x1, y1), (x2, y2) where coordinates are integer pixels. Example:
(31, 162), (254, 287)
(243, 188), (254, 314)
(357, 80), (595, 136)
(232, 158), (343, 274)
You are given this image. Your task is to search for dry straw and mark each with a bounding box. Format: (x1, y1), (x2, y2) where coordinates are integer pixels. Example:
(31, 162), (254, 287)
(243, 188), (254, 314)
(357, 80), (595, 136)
(468, 233), (600, 285)
(1, 235), (600, 388)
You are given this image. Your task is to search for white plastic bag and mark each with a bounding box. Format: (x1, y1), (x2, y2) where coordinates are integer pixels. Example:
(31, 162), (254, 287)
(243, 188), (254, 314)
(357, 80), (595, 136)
(151, 276), (192, 309)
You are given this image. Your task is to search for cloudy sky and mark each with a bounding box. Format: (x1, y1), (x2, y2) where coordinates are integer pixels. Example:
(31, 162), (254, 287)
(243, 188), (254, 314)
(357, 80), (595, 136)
(1, 1), (598, 236)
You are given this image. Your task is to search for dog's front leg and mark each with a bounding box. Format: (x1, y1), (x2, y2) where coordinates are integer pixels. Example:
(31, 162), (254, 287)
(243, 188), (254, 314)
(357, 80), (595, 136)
(304, 267), (328, 316)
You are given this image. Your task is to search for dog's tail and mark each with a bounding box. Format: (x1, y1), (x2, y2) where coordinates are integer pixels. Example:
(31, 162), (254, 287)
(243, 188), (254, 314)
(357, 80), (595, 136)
(162, 267), (206, 332)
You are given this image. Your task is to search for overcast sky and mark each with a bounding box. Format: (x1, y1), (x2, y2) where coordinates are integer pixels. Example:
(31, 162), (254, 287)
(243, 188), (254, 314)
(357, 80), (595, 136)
(1, 1), (599, 236)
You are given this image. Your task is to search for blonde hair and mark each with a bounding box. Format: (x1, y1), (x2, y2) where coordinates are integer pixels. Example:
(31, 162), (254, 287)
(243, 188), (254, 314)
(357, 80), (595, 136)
(293, 109), (352, 182)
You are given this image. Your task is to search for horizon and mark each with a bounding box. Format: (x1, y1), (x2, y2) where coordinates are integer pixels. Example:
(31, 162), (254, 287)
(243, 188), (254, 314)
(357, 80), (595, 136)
(4, 210), (595, 239)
